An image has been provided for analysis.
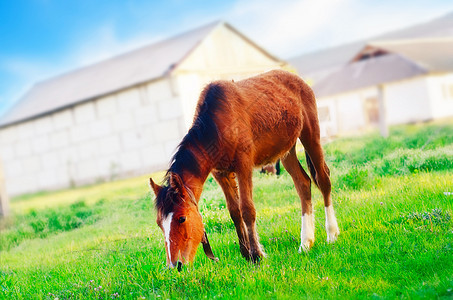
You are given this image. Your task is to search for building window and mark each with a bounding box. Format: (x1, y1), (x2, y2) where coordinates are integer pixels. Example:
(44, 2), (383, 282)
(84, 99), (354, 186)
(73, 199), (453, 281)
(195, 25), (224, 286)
(364, 97), (380, 125)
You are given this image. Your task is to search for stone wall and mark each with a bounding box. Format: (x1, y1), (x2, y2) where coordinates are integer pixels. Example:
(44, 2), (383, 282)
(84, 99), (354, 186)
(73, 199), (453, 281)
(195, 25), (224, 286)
(0, 77), (185, 196)
(0, 23), (289, 197)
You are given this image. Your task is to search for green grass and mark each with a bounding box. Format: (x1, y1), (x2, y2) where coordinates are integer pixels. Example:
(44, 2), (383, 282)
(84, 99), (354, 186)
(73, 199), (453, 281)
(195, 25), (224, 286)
(1, 120), (452, 299)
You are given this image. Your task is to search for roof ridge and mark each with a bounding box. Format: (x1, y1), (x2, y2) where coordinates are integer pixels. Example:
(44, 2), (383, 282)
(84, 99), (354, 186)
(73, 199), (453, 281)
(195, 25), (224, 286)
(35, 20), (222, 87)
(313, 53), (428, 98)
(0, 21), (223, 127)
(289, 10), (453, 61)
(370, 36), (453, 45)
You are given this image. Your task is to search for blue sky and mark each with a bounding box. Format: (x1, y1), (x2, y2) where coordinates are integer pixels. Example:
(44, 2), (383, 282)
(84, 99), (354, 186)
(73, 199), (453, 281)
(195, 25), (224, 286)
(1, 0), (453, 117)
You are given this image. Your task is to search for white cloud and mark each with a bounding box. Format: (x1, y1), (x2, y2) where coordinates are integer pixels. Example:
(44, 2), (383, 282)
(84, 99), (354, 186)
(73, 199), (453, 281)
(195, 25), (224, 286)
(227, 0), (353, 57)
(0, 79), (32, 117)
(2, 57), (55, 83)
(0, 58), (49, 114)
(70, 23), (164, 67)
(2, 22), (165, 84)
(2, 0), (453, 113)
(0, 22), (166, 101)
(0, 22), (167, 115)
(226, 0), (453, 57)
(6, 0), (452, 83)
(325, 1), (452, 45)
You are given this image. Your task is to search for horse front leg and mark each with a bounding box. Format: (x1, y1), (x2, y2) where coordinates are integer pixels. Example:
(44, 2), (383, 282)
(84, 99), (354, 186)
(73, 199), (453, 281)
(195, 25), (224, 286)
(212, 171), (250, 259)
(236, 167), (265, 263)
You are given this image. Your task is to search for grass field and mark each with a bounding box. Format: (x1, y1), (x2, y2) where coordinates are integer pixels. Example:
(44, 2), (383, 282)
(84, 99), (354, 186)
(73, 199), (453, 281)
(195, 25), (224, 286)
(1, 120), (452, 299)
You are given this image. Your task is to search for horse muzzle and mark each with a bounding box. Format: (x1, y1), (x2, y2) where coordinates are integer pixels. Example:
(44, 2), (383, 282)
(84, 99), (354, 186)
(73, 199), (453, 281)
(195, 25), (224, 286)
(169, 261), (183, 271)
(168, 231), (218, 271)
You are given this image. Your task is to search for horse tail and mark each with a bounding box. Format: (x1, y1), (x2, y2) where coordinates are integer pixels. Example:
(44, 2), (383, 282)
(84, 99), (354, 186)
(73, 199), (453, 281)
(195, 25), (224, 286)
(305, 151), (318, 187)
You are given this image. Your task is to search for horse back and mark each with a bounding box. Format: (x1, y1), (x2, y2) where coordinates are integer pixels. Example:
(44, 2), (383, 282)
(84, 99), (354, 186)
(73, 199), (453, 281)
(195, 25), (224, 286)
(196, 70), (318, 168)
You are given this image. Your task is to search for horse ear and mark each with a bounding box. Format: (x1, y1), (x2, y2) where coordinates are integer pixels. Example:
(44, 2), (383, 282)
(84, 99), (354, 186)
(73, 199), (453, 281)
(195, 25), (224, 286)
(169, 173), (184, 193)
(149, 177), (162, 196)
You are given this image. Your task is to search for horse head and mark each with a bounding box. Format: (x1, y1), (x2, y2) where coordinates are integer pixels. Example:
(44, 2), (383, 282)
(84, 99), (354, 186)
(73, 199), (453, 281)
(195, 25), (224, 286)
(150, 173), (217, 270)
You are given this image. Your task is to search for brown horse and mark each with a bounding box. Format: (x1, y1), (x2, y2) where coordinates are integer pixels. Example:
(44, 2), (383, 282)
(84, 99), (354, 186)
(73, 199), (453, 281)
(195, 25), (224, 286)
(149, 70), (339, 269)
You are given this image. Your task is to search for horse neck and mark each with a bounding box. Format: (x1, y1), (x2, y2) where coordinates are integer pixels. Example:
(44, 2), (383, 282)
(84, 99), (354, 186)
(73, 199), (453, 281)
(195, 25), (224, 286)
(180, 172), (206, 202)
(177, 146), (213, 202)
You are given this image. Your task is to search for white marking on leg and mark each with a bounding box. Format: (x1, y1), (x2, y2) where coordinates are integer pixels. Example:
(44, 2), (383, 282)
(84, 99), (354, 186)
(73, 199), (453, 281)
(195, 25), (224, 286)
(162, 212), (174, 266)
(299, 212), (315, 253)
(325, 205), (340, 243)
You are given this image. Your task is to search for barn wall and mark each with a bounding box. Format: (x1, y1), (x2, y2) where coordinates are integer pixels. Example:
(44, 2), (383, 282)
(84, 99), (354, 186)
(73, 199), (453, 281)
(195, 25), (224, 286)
(174, 23), (286, 128)
(0, 23), (290, 197)
(337, 89), (375, 133)
(317, 76), (444, 138)
(177, 24), (282, 75)
(0, 78), (185, 196)
(317, 87), (378, 136)
(426, 73), (453, 119)
(384, 77), (432, 124)
(316, 99), (338, 138)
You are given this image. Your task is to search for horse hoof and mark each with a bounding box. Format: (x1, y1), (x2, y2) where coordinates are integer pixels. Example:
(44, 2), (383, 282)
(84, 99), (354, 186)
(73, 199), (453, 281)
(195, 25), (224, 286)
(298, 238), (314, 253)
(244, 247), (266, 263)
(326, 227), (340, 243)
(250, 251), (264, 264)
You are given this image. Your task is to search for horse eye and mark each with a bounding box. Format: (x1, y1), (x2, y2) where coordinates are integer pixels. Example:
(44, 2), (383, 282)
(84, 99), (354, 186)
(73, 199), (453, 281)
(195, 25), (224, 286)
(178, 216), (186, 224)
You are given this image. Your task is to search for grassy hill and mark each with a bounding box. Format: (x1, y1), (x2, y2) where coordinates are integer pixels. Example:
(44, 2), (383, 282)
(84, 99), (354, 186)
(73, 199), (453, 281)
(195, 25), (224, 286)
(1, 120), (452, 299)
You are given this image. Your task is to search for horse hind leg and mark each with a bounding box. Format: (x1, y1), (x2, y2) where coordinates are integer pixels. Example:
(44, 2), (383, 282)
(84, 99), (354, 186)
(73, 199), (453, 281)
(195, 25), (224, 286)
(281, 146), (315, 252)
(303, 138), (340, 244)
(212, 171), (250, 259)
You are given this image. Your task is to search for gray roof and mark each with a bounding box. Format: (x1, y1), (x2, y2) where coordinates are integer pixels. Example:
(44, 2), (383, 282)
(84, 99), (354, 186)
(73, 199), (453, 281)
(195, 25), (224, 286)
(368, 38), (453, 72)
(313, 53), (426, 98)
(288, 42), (364, 80)
(313, 38), (453, 98)
(289, 11), (453, 81)
(0, 22), (220, 127)
(380, 11), (453, 40)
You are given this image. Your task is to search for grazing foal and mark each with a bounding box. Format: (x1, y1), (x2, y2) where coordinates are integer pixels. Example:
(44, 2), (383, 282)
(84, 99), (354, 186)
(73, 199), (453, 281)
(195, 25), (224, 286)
(149, 70), (339, 268)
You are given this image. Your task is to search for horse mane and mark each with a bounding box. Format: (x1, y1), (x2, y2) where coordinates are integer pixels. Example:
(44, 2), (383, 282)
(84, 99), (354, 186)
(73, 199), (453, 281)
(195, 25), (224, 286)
(168, 82), (227, 177)
(155, 82), (228, 216)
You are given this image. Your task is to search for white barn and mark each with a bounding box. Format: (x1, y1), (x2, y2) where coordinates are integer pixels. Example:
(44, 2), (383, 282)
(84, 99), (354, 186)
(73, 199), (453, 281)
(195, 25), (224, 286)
(312, 38), (453, 138)
(289, 11), (453, 84)
(0, 22), (288, 196)
(287, 12), (453, 138)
